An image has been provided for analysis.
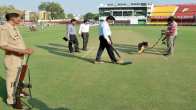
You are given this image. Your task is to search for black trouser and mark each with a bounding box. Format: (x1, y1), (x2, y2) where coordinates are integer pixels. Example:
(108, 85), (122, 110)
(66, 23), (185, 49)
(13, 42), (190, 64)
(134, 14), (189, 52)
(69, 35), (79, 53)
(96, 36), (117, 63)
(81, 32), (89, 50)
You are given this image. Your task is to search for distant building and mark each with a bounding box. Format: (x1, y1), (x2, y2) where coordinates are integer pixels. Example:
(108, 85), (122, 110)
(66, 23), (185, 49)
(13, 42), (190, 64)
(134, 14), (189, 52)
(39, 11), (50, 20)
(99, 3), (153, 24)
(24, 10), (31, 21)
(99, 3), (196, 25)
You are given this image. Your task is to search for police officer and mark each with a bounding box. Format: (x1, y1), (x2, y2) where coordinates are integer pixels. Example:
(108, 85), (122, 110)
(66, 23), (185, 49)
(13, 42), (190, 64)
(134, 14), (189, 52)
(0, 13), (33, 109)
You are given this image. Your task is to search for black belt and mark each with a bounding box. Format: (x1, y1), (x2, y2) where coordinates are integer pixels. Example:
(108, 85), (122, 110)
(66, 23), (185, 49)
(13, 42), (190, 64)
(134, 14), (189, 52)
(5, 51), (24, 57)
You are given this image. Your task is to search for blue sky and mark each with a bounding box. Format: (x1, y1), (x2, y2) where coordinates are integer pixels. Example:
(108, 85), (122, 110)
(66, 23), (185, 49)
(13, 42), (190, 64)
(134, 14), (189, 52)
(0, 0), (196, 14)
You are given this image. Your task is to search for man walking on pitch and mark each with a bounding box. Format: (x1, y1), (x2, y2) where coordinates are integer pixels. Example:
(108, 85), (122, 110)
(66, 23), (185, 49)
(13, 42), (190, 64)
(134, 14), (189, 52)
(79, 20), (90, 51)
(95, 16), (123, 64)
(0, 13), (33, 109)
(164, 16), (178, 56)
(67, 19), (79, 53)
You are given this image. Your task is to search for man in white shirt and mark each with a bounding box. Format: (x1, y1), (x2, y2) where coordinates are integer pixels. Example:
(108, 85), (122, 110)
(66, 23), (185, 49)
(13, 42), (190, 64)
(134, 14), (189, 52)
(79, 20), (90, 51)
(95, 16), (122, 64)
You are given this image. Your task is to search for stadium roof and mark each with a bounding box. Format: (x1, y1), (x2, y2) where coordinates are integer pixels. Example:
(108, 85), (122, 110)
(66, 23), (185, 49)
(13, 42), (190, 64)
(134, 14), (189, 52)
(99, 2), (153, 7)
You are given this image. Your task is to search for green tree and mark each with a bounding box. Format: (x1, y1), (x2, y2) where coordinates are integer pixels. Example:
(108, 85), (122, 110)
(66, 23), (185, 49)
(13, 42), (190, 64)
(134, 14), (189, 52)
(67, 13), (74, 19)
(83, 12), (94, 20)
(93, 13), (99, 21)
(38, 2), (48, 11)
(83, 12), (99, 21)
(38, 2), (65, 19)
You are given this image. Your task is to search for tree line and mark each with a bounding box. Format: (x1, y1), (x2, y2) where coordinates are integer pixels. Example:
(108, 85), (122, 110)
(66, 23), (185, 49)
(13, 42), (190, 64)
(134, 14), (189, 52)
(38, 2), (99, 20)
(0, 2), (99, 21)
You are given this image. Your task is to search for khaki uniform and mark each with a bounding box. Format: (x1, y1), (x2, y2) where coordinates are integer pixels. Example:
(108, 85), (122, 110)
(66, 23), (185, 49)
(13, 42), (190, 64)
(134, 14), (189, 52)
(0, 23), (26, 104)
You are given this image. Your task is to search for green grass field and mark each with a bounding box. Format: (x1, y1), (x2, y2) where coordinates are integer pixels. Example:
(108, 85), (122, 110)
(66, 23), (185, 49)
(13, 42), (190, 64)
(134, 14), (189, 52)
(0, 25), (196, 110)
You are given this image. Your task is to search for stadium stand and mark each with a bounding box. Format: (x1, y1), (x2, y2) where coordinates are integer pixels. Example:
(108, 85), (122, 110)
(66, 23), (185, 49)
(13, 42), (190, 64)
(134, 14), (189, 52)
(149, 5), (178, 25)
(149, 4), (196, 25)
(99, 3), (196, 25)
(175, 4), (196, 25)
(151, 5), (178, 17)
(175, 4), (196, 17)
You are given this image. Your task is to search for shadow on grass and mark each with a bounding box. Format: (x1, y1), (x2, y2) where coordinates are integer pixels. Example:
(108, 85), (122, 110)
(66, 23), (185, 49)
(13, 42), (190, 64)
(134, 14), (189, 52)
(36, 44), (95, 64)
(113, 43), (166, 55)
(28, 98), (70, 110)
(0, 77), (70, 110)
(0, 77), (7, 104)
(48, 43), (88, 51)
(48, 43), (67, 48)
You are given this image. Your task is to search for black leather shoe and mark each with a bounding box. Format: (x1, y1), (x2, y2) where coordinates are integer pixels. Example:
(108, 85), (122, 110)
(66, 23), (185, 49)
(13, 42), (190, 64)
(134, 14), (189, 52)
(13, 101), (23, 109)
